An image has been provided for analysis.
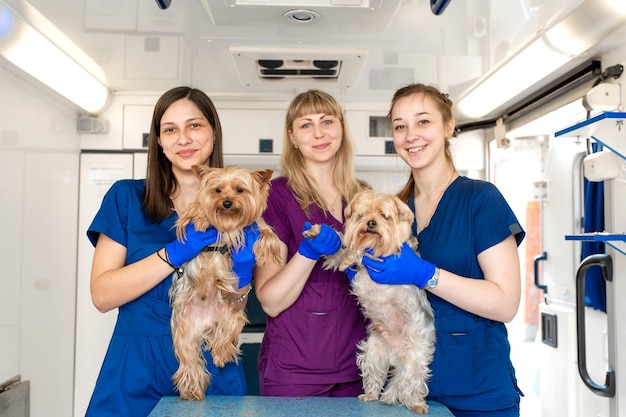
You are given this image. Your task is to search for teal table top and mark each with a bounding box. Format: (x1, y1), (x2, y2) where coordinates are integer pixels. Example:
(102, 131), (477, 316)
(148, 395), (454, 416)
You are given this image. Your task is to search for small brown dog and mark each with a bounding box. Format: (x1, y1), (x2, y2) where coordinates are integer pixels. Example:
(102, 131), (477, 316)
(169, 165), (282, 400)
(307, 189), (435, 414)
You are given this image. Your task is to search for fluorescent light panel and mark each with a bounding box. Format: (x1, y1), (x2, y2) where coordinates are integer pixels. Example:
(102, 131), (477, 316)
(0, 2), (110, 114)
(457, 38), (570, 119)
(457, 0), (626, 120)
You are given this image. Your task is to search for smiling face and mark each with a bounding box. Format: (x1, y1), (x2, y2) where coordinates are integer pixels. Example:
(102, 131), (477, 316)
(390, 93), (455, 170)
(158, 98), (215, 176)
(288, 112), (343, 167)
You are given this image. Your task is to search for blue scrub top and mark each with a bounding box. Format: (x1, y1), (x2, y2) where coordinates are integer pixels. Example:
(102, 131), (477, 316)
(85, 179), (247, 417)
(409, 176), (525, 412)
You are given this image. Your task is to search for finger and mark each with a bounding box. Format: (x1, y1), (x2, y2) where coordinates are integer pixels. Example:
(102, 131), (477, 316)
(361, 253), (383, 266)
(363, 263), (382, 274)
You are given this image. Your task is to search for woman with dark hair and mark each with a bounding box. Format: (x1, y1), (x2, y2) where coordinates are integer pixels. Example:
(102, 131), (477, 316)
(85, 86), (253, 416)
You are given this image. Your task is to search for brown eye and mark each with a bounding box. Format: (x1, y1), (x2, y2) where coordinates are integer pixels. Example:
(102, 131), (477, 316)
(236, 187), (244, 193)
(215, 188), (222, 193)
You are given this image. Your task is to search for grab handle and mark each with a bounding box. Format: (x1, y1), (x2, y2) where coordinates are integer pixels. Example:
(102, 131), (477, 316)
(533, 252), (548, 293)
(576, 253), (615, 397)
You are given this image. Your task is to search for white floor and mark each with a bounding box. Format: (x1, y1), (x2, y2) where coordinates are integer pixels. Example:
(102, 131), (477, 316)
(508, 320), (541, 417)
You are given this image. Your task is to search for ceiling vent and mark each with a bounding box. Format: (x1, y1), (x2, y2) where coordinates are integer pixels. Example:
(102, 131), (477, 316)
(257, 59), (341, 80)
(230, 46), (368, 90)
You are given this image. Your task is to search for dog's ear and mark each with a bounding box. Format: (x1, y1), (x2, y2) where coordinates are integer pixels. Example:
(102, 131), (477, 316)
(252, 169), (273, 186)
(344, 192), (360, 219)
(393, 195), (415, 223)
(192, 164), (212, 178)
(345, 189), (367, 218)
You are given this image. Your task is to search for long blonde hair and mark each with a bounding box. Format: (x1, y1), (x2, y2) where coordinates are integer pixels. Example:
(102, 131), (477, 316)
(280, 89), (363, 215)
(389, 83), (457, 203)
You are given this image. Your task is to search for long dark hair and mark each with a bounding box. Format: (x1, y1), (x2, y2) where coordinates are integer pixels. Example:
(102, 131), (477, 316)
(142, 86), (224, 222)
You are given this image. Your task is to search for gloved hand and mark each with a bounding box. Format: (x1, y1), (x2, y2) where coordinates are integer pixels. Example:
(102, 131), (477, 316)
(231, 222), (261, 289)
(343, 265), (358, 283)
(165, 223), (219, 268)
(361, 242), (436, 289)
(298, 222), (341, 260)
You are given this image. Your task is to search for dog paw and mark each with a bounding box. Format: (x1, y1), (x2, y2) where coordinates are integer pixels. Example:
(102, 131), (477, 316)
(407, 403), (429, 414)
(302, 224), (321, 239)
(357, 393), (378, 402)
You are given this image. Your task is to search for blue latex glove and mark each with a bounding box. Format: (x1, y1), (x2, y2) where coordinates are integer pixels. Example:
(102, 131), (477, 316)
(298, 222), (341, 260)
(231, 222), (261, 289)
(361, 242), (436, 289)
(344, 265), (358, 283)
(165, 223), (219, 267)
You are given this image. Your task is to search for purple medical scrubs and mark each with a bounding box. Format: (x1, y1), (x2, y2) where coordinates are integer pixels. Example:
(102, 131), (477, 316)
(258, 177), (367, 395)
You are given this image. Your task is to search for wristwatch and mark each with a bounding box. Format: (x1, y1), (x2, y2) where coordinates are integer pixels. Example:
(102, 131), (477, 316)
(426, 267), (440, 289)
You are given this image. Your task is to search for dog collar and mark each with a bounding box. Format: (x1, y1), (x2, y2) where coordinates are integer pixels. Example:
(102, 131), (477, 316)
(203, 244), (229, 255)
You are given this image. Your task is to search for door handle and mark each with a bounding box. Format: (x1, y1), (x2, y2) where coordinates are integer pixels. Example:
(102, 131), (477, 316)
(576, 253), (615, 397)
(533, 252), (548, 294)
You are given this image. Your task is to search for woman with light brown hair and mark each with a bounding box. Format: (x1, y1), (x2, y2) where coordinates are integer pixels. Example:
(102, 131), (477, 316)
(254, 89), (368, 397)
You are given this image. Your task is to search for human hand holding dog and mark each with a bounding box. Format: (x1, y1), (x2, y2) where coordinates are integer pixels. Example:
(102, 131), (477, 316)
(361, 242), (436, 289)
(298, 222), (341, 260)
(231, 222), (260, 289)
(343, 265), (358, 283)
(165, 223), (219, 267)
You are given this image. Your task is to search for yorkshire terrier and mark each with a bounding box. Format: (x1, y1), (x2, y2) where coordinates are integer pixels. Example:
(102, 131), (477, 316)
(169, 165), (282, 400)
(305, 189), (435, 414)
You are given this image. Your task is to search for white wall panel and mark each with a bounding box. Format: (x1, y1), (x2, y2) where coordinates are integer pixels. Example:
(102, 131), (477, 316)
(219, 108), (284, 155)
(0, 152), (25, 384)
(123, 104), (153, 149)
(21, 152), (79, 417)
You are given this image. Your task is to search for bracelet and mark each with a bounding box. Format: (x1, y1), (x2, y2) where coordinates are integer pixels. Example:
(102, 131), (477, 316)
(237, 284), (252, 303)
(157, 248), (184, 278)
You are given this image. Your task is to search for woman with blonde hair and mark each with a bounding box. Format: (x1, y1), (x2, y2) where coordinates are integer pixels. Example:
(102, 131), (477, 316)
(254, 89), (368, 397)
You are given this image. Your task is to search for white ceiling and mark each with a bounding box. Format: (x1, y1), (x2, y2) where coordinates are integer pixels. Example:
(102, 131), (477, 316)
(14, 0), (626, 123)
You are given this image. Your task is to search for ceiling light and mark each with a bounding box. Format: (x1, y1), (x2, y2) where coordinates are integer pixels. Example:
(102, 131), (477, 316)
(0, 0), (110, 114)
(457, 0), (626, 120)
(283, 9), (320, 24)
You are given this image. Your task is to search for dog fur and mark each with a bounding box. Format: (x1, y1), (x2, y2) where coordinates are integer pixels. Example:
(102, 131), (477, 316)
(306, 189), (435, 414)
(169, 165), (282, 400)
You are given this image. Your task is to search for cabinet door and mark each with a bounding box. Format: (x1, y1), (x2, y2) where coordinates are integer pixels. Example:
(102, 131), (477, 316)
(219, 108), (284, 155)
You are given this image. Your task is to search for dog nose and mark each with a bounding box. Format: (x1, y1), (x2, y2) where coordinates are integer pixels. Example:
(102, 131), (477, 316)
(223, 200), (232, 209)
(367, 220), (377, 229)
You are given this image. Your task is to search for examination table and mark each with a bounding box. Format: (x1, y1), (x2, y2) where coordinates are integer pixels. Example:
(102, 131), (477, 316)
(148, 395), (454, 416)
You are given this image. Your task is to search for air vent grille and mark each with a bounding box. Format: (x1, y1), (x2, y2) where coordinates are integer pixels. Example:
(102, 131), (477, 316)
(230, 46), (368, 90)
(257, 60), (341, 80)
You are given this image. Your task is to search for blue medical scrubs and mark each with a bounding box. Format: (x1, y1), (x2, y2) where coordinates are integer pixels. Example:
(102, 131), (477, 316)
(85, 180), (247, 417)
(409, 176), (525, 415)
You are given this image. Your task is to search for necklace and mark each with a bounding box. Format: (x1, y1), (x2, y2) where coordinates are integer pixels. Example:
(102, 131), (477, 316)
(327, 190), (340, 207)
(325, 190), (341, 219)
(415, 170), (456, 232)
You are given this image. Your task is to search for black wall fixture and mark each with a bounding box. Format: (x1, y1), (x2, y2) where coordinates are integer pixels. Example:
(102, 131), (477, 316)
(431, 0), (452, 15)
(155, 0), (171, 10)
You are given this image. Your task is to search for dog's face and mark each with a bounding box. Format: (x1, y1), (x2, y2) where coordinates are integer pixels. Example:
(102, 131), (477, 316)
(343, 190), (414, 258)
(191, 165), (273, 233)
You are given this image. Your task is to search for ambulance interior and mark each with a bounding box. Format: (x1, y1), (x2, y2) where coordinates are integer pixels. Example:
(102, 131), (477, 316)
(1, 0), (626, 416)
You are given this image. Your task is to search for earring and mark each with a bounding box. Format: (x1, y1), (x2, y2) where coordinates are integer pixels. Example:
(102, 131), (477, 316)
(294, 145), (299, 150)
